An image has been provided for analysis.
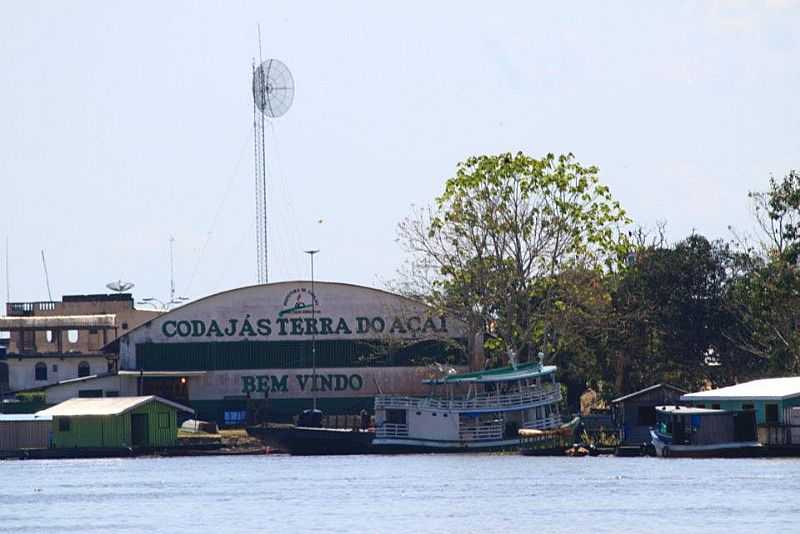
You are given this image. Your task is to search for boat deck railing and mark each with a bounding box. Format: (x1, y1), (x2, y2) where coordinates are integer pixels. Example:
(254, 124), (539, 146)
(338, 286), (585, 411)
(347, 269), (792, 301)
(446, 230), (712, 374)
(458, 423), (503, 441)
(375, 384), (561, 412)
(377, 423), (408, 438)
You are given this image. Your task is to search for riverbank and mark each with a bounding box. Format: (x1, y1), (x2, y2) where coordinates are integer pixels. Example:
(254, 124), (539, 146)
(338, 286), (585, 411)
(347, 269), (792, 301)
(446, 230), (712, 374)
(0, 429), (271, 460)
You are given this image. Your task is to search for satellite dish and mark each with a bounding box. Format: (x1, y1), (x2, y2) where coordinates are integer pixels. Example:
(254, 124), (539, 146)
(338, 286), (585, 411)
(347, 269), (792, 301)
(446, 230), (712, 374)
(252, 59), (294, 118)
(106, 280), (134, 293)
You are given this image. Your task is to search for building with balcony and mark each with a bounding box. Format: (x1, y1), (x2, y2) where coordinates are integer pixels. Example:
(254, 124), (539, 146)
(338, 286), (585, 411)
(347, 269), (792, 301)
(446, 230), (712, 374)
(0, 294), (159, 393)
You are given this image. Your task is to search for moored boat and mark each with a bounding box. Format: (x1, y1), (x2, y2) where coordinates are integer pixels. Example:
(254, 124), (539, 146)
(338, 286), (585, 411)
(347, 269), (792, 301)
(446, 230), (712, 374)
(650, 405), (763, 458)
(372, 360), (562, 453)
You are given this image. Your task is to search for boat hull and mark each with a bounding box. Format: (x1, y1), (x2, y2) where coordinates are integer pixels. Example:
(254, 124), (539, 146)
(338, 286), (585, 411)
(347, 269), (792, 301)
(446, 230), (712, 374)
(247, 424), (374, 455)
(650, 430), (764, 458)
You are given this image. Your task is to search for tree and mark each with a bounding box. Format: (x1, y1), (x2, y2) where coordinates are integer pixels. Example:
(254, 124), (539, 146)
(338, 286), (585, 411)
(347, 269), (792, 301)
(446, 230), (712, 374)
(398, 152), (629, 365)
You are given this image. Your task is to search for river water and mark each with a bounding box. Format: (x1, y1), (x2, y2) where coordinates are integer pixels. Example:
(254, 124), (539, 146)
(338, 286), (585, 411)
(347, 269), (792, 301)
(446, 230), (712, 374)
(2, 454), (798, 533)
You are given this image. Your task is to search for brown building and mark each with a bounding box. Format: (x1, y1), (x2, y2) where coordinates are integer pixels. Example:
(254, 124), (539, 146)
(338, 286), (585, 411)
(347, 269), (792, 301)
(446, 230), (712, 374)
(0, 294), (159, 393)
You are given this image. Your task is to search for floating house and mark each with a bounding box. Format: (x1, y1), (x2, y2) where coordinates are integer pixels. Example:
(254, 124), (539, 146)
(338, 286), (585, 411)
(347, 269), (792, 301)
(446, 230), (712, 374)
(36, 396), (193, 448)
(0, 414), (52, 450)
(611, 384), (687, 445)
(681, 377), (800, 446)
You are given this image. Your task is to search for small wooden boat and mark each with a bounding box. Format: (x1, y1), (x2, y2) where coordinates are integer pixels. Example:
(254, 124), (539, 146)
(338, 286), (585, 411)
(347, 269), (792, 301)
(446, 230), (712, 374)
(518, 417), (580, 456)
(650, 406), (763, 458)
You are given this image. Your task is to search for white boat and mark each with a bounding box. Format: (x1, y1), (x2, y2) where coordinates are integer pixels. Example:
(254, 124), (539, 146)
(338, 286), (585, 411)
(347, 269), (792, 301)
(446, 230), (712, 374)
(650, 405), (763, 458)
(372, 361), (562, 452)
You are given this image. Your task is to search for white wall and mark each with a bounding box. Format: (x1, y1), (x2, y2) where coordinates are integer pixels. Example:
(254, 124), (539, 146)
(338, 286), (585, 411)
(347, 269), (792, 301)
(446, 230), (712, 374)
(8, 356), (110, 392)
(45, 375), (137, 404)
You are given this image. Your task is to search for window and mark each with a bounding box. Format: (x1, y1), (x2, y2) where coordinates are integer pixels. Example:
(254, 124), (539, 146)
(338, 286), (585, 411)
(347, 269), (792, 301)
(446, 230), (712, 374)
(78, 389), (103, 398)
(67, 330), (79, 343)
(638, 406), (657, 425)
(35, 362), (47, 381)
(711, 404), (721, 410)
(106, 390), (119, 397)
(78, 361), (90, 377)
(158, 412), (170, 429)
(122, 322), (129, 330)
(742, 403), (755, 411)
(89, 328), (98, 335)
(52, 364), (58, 373)
(45, 330), (53, 343)
(58, 417), (70, 432)
(766, 403), (779, 424)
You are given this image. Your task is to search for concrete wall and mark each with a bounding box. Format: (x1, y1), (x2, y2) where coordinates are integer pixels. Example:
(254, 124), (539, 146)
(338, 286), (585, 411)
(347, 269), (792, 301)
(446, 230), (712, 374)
(8, 356), (111, 392)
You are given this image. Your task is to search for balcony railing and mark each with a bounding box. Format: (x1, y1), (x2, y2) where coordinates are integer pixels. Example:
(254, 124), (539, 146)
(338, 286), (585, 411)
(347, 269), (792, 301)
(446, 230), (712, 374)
(375, 384), (561, 412)
(8, 301), (57, 314)
(377, 423), (408, 438)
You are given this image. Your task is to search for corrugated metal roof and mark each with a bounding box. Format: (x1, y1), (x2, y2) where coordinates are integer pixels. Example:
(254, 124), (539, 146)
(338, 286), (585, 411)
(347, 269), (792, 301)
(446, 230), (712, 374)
(656, 405), (729, 415)
(35, 396), (194, 417)
(0, 314), (116, 330)
(681, 377), (800, 402)
(0, 414), (53, 421)
(425, 362), (557, 384)
(611, 383), (687, 404)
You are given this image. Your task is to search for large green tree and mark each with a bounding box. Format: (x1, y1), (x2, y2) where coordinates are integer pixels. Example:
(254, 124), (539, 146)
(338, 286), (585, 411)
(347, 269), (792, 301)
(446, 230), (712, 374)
(398, 152), (629, 364)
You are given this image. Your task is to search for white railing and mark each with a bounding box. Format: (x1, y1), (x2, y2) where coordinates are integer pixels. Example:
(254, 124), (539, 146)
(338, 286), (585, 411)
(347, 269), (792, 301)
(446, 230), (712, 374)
(458, 423), (503, 442)
(375, 385), (561, 412)
(522, 416), (562, 430)
(377, 423), (408, 438)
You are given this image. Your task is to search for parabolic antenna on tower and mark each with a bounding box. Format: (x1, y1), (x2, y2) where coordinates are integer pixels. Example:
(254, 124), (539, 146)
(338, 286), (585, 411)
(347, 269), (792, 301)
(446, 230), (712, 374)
(252, 59), (294, 118)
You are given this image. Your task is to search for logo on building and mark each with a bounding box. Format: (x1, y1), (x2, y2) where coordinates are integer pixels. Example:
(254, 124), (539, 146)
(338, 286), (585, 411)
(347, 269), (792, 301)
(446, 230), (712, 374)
(278, 288), (320, 317)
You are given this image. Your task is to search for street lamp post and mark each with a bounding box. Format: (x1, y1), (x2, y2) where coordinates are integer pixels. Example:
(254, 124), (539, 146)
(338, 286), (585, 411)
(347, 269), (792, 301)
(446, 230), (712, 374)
(304, 249), (320, 412)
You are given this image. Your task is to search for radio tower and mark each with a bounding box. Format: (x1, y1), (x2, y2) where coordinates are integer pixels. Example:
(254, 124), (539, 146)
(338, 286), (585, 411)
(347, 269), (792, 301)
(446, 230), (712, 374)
(251, 28), (294, 284)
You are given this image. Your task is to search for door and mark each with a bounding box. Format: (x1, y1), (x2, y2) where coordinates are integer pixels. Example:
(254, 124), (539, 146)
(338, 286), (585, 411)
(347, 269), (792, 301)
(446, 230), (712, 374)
(131, 414), (149, 447)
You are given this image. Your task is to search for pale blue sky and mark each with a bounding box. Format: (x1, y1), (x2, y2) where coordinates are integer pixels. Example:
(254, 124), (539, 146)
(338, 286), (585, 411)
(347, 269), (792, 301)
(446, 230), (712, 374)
(1, 1), (798, 305)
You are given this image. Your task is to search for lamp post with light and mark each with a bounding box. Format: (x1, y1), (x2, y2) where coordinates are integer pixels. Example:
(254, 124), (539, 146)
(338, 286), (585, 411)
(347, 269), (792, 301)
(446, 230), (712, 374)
(305, 249), (320, 412)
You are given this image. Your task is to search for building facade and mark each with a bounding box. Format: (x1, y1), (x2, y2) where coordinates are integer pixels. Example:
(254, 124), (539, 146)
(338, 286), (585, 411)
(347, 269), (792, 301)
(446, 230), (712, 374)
(0, 294), (159, 392)
(115, 281), (476, 423)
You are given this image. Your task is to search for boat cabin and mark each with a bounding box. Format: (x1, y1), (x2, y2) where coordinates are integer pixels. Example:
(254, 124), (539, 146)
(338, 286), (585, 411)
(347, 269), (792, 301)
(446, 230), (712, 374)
(654, 405), (757, 447)
(373, 362), (562, 451)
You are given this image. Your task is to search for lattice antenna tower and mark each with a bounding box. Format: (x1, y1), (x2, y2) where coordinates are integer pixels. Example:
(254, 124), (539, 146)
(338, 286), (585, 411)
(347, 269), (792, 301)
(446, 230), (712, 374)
(252, 27), (294, 284)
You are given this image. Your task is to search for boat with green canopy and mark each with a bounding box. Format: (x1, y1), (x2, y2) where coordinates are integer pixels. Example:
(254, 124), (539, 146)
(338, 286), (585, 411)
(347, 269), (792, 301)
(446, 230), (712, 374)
(372, 359), (562, 452)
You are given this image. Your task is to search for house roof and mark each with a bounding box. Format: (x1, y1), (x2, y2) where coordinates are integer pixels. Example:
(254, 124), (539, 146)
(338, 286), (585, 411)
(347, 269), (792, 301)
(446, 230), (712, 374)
(681, 377), (800, 402)
(424, 362), (557, 384)
(655, 405), (729, 415)
(611, 383), (687, 404)
(36, 395), (194, 417)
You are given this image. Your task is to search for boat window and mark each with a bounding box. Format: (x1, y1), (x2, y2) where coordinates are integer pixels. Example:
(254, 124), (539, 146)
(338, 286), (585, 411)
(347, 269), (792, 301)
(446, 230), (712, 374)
(386, 409), (406, 425)
(78, 361), (90, 377)
(696, 404), (705, 408)
(35, 362), (47, 381)
(432, 412), (437, 416)
(765, 404), (779, 424)
(443, 413), (448, 417)
(742, 404), (754, 411)
(711, 403), (720, 410)
(416, 411), (421, 415)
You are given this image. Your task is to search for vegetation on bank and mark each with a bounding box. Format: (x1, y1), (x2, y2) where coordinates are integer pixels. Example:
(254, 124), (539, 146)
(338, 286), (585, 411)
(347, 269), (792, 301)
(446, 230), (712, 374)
(397, 152), (800, 405)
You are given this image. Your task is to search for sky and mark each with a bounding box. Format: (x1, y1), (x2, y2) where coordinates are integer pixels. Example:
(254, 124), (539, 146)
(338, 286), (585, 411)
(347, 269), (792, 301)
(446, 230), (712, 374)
(1, 1), (799, 307)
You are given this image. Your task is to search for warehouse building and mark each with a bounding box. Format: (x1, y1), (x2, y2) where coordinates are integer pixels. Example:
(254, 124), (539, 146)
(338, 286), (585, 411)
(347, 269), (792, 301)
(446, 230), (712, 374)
(96, 281), (477, 423)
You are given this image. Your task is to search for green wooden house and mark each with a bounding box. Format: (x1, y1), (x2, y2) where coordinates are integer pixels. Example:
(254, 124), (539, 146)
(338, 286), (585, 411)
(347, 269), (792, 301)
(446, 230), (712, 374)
(36, 396), (194, 448)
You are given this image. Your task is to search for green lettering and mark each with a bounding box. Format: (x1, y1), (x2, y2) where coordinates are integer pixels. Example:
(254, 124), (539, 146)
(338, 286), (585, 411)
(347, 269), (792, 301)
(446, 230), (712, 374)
(270, 375), (288, 392)
(241, 376), (256, 394)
